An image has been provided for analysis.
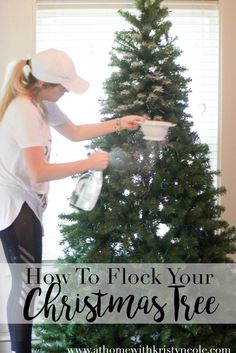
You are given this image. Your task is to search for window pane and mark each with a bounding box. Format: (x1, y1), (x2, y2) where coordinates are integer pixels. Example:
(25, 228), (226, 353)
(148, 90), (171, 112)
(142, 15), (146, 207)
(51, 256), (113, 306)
(36, 5), (219, 260)
(169, 9), (219, 171)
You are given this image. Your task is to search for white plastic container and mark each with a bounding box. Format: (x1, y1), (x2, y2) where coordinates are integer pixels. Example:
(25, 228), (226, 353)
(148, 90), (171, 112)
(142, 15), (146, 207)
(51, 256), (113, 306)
(140, 120), (176, 141)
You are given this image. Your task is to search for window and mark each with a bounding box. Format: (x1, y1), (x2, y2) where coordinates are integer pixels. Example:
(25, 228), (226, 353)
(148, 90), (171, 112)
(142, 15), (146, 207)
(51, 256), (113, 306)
(36, 1), (219, 260)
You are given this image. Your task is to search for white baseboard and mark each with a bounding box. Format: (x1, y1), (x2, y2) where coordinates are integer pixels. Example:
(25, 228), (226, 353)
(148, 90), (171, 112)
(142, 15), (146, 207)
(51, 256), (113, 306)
(0, 340), (11, 353)
(0, 324), (9, 342)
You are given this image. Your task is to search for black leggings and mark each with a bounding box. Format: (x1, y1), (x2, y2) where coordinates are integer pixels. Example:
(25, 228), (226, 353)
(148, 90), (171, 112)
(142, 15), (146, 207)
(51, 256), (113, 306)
(0, 202), (42, 353)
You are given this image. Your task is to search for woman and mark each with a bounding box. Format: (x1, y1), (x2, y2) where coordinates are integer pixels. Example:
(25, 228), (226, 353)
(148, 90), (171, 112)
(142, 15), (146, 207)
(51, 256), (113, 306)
(0, 48), (145, 353)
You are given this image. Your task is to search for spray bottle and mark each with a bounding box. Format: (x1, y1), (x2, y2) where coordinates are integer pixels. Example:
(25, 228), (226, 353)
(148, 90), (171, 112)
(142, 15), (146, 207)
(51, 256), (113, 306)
(70, 148), (127, 211)
(70, 170), (103, 211)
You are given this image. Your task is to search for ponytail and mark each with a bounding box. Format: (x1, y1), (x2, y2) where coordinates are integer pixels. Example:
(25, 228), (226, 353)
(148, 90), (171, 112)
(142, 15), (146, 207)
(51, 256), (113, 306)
(0, 59), (38, 121)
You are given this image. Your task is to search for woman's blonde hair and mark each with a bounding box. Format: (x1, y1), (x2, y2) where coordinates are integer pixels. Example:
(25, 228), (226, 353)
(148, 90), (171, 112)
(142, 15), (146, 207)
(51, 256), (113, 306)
(0, 60), (39, 121)
(0, 59), (57, 121)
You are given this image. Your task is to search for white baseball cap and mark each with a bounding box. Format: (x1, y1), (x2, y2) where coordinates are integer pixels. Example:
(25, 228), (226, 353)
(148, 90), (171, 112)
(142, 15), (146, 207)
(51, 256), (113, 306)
(31, 48), (89, 94)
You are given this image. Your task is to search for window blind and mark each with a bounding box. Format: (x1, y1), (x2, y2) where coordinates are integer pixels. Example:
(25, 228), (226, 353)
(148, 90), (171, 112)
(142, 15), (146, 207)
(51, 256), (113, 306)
(36, 1), (219, 260)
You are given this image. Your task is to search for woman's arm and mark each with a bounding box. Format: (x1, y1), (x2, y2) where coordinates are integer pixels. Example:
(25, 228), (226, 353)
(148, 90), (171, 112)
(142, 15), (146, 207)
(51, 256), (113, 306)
(54, 115), (145, 141)
(23, 147), (109, 183)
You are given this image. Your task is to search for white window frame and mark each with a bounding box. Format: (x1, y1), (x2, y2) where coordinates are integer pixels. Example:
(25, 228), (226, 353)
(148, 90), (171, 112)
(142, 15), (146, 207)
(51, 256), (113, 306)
(36, 0), (220, 260)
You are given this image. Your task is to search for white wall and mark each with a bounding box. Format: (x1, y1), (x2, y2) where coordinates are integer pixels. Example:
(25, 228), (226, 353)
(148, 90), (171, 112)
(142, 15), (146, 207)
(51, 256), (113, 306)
(0, 0), (35, 87)
(0, 1), (36, 351)
(219, 0), (236, 230)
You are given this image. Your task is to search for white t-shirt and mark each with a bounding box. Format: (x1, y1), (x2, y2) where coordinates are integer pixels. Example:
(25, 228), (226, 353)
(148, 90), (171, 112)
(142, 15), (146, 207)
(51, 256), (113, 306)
(0, 96), (68, 231)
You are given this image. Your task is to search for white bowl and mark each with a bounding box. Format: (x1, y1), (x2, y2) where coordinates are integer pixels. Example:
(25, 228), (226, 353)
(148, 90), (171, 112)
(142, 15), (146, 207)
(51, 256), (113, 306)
(140, 120), (176, 141)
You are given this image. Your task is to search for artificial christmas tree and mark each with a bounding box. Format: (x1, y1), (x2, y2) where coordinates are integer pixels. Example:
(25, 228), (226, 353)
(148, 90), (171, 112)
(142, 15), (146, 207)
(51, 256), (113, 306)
(34, 0), (236, 351)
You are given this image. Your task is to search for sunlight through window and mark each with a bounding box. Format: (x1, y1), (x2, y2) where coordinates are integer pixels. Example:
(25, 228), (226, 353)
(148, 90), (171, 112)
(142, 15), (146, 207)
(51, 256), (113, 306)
(36, 2), (219, 260)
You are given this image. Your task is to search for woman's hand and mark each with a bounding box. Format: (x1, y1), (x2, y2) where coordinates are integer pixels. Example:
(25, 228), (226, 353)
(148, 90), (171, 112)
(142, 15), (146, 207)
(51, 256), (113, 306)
(120, 115), (147, 131)
(87, 150), (110, 171)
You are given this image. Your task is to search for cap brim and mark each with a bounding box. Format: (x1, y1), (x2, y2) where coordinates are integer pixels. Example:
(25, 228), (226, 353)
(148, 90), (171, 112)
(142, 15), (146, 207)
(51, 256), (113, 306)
(62, 75), (90, 94)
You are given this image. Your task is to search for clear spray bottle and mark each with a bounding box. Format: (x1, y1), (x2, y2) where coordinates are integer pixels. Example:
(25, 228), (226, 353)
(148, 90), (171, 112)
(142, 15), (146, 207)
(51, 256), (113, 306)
(70, 147), (127, 211)
(70, 170), (103, 211)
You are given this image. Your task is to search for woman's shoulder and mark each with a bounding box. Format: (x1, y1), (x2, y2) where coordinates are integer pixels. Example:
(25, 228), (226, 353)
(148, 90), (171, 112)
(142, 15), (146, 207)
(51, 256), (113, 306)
(3, 96), (43, 130)
(7, 96), (41, 118)
(10, 95), (37, 109)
